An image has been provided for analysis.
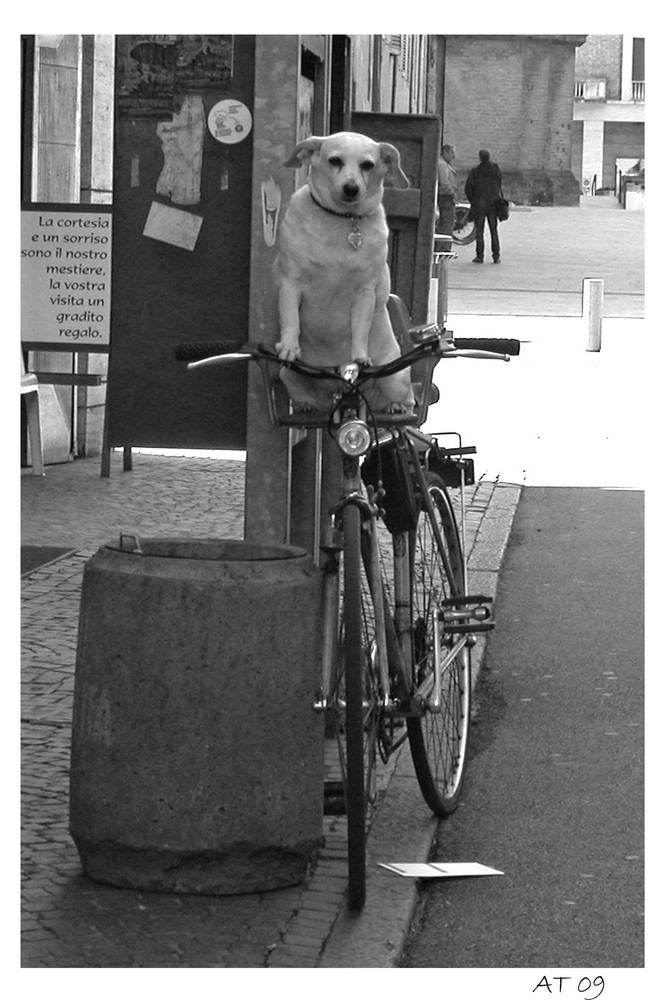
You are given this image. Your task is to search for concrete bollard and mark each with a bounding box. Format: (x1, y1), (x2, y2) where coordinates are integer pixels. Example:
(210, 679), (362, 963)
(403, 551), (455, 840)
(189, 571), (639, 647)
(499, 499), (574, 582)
(70, 537), (324, 895)
(583, 277), (604, 352)
(430, 235), (454, 325)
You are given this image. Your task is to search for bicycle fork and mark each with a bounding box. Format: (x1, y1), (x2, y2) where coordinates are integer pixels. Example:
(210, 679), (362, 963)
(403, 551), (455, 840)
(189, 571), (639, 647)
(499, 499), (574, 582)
(313, 505), (395, 714)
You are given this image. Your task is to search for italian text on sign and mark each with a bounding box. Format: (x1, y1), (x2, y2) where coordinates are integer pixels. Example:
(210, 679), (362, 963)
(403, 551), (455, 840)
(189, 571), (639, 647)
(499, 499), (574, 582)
(21, 205), (112, 348)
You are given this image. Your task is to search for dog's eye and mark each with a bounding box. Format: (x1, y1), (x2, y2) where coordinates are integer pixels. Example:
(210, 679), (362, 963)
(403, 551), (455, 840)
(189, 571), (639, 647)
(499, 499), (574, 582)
(360, 160), (375, 172)
(328, 156), (343, 169)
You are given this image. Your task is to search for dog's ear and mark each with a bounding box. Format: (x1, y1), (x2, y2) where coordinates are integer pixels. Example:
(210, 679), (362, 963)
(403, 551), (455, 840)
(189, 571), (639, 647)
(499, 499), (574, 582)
(283, 137), (324, 169)
(379, 142), (410, 189)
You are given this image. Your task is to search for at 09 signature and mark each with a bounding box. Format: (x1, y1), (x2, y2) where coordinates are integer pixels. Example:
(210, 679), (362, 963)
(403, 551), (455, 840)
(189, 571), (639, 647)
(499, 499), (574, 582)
(533, 976), (604, 999)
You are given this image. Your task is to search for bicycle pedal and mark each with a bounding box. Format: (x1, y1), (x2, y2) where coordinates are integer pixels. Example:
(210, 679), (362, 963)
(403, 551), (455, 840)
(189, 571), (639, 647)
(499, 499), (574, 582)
(320, 524), (343, 553)
(440, 593), (493, 608)
(441, 621), (495, 635)
(440, 594), (495, 635)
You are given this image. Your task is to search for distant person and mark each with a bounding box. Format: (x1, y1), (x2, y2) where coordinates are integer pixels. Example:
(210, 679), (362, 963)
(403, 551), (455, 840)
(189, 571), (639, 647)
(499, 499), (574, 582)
(436, 143), (457, 236)
(464, 149), (502, 263)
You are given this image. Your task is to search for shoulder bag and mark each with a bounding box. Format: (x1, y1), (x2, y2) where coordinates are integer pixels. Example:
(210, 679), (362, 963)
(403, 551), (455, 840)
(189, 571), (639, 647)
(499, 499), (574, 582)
(495, 187), (510, 222)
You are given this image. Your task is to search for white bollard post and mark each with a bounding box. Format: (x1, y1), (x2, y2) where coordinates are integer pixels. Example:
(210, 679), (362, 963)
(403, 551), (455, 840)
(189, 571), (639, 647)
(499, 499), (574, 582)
(431, 235), (454, 326)
(583, 278), (604, 352)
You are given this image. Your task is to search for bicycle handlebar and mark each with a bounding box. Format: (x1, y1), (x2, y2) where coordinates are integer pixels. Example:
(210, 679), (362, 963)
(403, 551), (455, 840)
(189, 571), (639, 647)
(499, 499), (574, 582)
(174, 333), (519, 380)
(453, 337), (521, 356)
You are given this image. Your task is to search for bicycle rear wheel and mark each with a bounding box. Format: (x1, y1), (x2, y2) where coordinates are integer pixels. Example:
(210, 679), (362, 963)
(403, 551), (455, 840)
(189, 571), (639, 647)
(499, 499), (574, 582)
(333, 502), (382, 910)
(407, 473), (471, 816)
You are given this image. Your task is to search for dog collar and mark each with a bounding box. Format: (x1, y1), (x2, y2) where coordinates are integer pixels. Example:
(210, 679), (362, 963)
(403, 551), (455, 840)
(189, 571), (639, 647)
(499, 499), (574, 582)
(309, 191), (363, 250)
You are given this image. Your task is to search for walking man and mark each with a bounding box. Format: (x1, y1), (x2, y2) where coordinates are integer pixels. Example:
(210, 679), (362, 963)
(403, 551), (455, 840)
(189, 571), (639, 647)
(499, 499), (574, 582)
(464, 149), (502, 263)
(436, 143), (457, 236)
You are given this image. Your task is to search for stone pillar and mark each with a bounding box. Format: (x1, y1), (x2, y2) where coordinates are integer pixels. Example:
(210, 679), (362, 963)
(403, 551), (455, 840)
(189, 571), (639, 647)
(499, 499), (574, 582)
(581, 119), (605, 195)
(620, 34), (634, 102)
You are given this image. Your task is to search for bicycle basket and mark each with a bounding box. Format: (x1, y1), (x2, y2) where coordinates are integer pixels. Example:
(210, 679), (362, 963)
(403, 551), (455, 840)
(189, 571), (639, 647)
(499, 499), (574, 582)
(361, 439), (419, 534)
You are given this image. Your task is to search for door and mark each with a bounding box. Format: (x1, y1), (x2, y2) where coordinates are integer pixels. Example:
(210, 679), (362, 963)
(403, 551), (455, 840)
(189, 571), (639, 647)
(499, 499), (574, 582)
(352, 111), (441, 325)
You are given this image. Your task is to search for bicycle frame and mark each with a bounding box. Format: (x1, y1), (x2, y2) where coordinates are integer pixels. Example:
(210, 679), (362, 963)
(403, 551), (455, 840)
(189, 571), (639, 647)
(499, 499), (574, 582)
(315, 415), (470, 740)
(314, 392), (402, 723)
(182, 337), (507, 724)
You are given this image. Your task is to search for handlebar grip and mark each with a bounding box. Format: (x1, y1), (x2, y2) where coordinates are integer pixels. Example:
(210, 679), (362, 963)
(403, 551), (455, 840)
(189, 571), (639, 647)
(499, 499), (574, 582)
(174, 342), (248, 361)
(452, 337), (521, 356)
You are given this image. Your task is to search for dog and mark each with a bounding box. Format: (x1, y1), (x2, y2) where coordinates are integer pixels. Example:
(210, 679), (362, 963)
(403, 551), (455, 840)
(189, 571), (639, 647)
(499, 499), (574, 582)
(274, 131), (415, 413)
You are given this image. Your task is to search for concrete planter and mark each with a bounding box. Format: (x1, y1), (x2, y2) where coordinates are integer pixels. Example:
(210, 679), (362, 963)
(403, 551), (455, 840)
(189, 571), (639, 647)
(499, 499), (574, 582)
(69, 538), (324, 894)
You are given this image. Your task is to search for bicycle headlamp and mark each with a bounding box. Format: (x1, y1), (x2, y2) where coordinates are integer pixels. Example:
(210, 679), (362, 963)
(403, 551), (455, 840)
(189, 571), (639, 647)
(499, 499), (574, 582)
(337, 420), (372, 456)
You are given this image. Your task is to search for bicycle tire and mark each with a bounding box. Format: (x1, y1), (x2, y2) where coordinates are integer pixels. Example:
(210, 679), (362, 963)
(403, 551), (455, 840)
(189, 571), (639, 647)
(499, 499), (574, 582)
(407, 473), (471, 816)
(337, 503), (381, 910)
(451, 208), (477, 246)
(450, 226), (477, 246)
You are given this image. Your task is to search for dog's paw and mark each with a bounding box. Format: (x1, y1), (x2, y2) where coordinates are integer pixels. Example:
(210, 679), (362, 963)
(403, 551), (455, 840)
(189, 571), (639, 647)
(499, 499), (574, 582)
(383, 402), (414, 415)
(276, 341), (302, 362)
(353, 354), (372, 367)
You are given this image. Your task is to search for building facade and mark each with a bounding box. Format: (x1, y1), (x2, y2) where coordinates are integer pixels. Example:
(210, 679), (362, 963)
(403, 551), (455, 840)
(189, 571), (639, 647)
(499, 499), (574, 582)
(441, 34), (587, 206)
(571, 34), (645, 202)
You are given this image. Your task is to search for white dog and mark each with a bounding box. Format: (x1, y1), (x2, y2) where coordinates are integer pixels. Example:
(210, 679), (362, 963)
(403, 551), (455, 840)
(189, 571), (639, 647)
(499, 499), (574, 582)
(274, 131), (415, 413)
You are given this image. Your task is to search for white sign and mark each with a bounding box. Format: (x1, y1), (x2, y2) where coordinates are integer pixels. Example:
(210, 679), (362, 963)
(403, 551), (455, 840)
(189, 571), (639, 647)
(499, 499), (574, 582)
(207, 99), (252, 144)
(21, 207), (112, 347)
(143, 201), (203, 252)
(379, 862), (504, 878)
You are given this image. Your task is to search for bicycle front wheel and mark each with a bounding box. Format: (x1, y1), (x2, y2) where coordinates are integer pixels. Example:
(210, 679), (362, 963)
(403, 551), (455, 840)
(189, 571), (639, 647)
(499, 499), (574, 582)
(407, 474), (471, 816)
(335, 502), (382, 910)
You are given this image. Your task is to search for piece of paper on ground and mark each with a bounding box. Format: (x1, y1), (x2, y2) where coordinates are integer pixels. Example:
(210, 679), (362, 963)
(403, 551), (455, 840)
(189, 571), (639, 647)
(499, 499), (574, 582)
(379, 862), (504, 878)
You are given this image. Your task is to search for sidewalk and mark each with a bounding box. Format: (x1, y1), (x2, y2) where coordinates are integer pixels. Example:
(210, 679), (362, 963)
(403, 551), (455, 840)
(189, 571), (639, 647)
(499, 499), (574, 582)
(21, 451), (519, 968)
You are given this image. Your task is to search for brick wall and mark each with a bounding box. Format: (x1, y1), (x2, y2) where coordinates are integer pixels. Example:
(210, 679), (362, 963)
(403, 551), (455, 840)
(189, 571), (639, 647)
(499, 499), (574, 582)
(575, 35), (622, 99)
(444, 35), (583, 205)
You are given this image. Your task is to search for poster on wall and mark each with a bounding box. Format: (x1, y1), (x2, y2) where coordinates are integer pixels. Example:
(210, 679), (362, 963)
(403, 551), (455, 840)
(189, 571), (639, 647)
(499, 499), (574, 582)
(21, 203), (112, 350)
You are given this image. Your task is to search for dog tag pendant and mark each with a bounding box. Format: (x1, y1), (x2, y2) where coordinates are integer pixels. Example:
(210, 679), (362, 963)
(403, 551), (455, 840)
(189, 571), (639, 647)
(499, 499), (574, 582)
(347, 218), (363, 250)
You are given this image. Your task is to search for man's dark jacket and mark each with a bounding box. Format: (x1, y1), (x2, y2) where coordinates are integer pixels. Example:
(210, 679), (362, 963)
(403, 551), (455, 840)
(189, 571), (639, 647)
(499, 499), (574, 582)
(464, 160), (502, 213)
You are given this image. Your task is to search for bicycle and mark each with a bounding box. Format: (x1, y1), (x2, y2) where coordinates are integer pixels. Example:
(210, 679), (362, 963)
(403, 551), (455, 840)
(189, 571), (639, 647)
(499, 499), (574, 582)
(175, 308), (519, 909)
(451, 201), (477, 246)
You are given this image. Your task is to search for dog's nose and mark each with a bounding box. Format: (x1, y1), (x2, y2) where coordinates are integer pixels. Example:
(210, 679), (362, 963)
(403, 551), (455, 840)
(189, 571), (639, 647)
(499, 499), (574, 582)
(342, 181), (360, 200)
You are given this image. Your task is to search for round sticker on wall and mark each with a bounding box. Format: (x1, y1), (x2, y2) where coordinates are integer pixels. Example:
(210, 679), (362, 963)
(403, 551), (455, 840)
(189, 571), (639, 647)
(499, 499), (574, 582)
(208, 100), (253, 144)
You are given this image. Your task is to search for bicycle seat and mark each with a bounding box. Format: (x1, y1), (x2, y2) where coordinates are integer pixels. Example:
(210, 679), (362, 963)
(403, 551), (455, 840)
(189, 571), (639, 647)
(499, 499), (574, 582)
(412, 381), (440, 407)
(388, 294), (441, 421)
(387, 294), (414, 347)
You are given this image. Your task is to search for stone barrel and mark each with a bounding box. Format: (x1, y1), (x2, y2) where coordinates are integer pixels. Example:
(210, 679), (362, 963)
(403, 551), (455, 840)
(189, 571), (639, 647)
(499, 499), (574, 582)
(69, 538), (324, 894)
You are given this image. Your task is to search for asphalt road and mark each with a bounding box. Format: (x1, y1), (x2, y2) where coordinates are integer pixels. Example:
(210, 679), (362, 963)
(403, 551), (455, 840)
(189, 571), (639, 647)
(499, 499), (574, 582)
(400, 486), (644, 973)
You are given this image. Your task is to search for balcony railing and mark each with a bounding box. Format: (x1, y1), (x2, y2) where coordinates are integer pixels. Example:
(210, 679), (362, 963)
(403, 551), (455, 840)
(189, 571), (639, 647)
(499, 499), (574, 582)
(575, 79), (607, 100)
(574, 79), (645, 102)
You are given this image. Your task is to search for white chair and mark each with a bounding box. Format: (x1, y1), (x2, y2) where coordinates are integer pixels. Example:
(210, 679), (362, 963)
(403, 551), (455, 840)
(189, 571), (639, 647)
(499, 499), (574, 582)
(21, 355), (45, 476)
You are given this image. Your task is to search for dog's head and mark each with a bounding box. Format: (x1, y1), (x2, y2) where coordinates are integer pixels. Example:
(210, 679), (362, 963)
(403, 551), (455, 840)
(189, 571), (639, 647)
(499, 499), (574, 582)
(284, 131), (410, 214)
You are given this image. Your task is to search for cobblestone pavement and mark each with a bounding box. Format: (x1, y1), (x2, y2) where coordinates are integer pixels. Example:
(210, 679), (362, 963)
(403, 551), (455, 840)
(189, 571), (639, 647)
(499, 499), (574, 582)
(21, 450), (519, 968)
